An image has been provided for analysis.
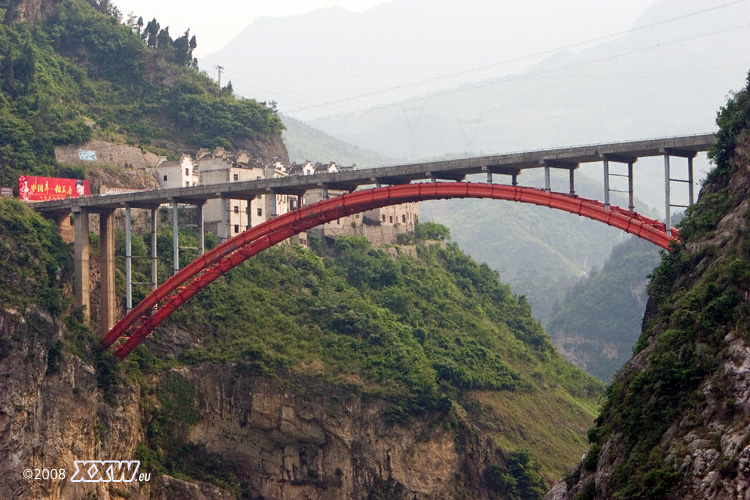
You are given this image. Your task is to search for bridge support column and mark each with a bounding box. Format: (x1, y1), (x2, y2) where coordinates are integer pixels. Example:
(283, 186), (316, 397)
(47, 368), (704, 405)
(628, 162), (635, 212)
(150, 208), (157, 291)
(512, 174), (518, 187)
(100, 209), (116, 335)
(172, 201), (180, 275)
(270, 192), (277, 218)
(125, 206), (132, 313)
(487, 171), (493, 184)
(196, 202), (205, 255)
(569, 169), (576, 195)
(220, 196), (228, 243)
(688, 156), (695, 206)
(73, 207), (90, 323)
(664, 153), (671, 236)
(603, 158), (610, 210)
(544, 165), (551, 193)
(245, 198), (252, 231)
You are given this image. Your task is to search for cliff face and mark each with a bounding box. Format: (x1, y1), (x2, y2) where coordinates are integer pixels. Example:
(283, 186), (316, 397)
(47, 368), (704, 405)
(0, 306), (143, 500)
(174, 365), (494, 499)
(0, 319), (496, 500)
(8, 0), (59, 23)
(234, 133), (290, 166)
(546, 75), (750, 500)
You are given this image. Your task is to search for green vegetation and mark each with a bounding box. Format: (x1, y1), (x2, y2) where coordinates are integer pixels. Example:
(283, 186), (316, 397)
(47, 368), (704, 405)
(0, 198), (71, 311)
(484, 450), (548, 500)
(0, 0), (283, 187)
(707, 72), (750, 187)
(0, 194), (601, 495)
(546, 237), (661, 381)
(419, 169), (642, 323)
(579, 71), (750, 499)
(121, 227), (603, 488)
(171, 237), (539, 420)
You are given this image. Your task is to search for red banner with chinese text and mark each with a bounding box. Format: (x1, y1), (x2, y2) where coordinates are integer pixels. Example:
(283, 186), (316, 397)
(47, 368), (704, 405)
(18, 176), (90, 202)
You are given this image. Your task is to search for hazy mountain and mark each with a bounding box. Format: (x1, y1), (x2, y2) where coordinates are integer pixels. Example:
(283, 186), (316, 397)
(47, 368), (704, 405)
(545, 237), (661, 382)
(281, 114), (391, 167)
(307, 0), (748, 210)
(202, 0), (654, 121)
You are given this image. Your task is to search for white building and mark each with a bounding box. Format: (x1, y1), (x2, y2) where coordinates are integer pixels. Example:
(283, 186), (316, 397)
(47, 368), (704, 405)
(154, 155), (197, 188)
(198, 152), (295, 239)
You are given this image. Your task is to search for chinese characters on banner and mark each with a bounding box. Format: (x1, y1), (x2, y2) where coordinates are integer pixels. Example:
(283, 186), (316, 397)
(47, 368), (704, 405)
(18, 176), (90, 202)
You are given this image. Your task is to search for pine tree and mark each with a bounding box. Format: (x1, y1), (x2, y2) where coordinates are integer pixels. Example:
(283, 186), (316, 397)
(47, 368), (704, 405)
(2, 48), (15, 96)
(15, 42), (35, 95)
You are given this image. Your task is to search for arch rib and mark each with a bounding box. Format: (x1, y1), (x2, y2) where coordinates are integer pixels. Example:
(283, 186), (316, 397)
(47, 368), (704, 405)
(102, 182), (678, 360)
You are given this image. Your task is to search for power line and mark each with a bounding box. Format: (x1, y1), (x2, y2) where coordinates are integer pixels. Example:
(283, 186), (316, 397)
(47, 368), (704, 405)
(283, 0), (749, 117)
(306, 20), (750, 122)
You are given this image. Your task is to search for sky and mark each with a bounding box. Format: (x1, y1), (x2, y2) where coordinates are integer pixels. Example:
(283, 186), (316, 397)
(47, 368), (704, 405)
(113, 0), (394, 57)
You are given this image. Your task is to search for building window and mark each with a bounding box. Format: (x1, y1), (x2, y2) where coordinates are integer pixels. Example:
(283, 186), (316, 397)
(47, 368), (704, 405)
(185, 168), (189, 176)
(257, 208), (262, 216)
(233, 173), (239, 181)
(234, 205), (239, 213)
(402, 214), (406, 223)
(163, 175), (167, 181)
(234, 224), (239, 233)
(389, 216), (393, 223)
(185, 181), (189, 187)
(382, 214), (386, 223)
(355, 214), (360, 219)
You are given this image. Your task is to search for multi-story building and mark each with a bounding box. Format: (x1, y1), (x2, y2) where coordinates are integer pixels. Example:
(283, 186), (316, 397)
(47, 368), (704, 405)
(154, 155), (197, 188)
(150, 153), (417, 248)
(197, 152), (294, 239)
(289, 161), (419, 247)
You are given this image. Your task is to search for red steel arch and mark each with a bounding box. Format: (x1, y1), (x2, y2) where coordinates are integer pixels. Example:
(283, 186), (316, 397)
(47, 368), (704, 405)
(102, 182), (678, 359)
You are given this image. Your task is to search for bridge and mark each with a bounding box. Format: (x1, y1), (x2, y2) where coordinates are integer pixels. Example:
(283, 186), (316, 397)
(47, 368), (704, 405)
(32, 133), (716, 358)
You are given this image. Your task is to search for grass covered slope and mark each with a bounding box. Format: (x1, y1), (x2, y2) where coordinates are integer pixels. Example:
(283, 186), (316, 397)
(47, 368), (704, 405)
(153, 236), (603, 481)
(419, 170), (639, 324)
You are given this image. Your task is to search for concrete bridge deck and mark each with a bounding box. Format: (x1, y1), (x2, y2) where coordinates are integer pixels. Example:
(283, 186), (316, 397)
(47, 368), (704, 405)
(32, 134), (716, 214)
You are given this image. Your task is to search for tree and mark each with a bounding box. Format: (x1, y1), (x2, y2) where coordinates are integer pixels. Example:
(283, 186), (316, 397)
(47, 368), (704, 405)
(157, 27), (171, 52)
(2, 48), (15, 96)
(173, 29), (196, 67)
(143, 18), (159, 48)
(15, 42), (35, 95)
(415, 221), (451, 242)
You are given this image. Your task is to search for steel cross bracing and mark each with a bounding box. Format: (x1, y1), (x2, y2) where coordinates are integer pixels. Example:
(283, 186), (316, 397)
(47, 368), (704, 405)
(100, 182), (679, 360)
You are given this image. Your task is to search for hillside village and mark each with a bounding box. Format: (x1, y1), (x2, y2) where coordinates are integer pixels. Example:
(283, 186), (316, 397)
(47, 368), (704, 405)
(53, 140), (419, 247)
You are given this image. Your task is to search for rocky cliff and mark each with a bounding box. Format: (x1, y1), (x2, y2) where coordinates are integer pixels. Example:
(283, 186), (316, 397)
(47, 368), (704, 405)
(546, 73), (750, 500)
(0, 319), (495, 500)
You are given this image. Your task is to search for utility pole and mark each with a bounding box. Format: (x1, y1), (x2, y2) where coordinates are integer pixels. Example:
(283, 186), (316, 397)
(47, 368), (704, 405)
(215, 65), (224, 88)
